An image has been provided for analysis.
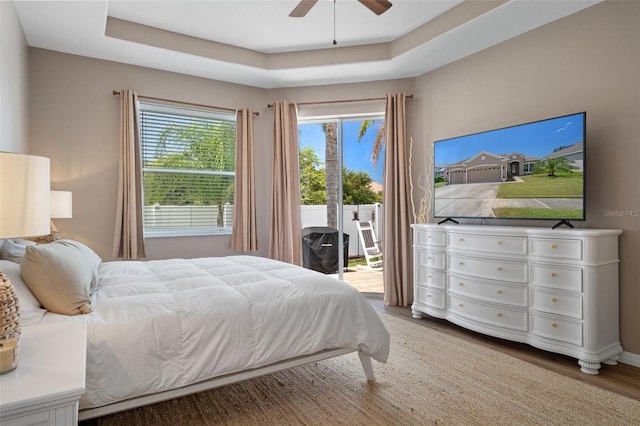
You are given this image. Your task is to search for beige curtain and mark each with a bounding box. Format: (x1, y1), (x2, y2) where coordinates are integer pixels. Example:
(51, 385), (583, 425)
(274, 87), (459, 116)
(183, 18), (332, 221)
(113, 89), (146, 259)
(269, 101), (303, 265)
(231, 108), (258, 252)
(383, 93), (413, 306)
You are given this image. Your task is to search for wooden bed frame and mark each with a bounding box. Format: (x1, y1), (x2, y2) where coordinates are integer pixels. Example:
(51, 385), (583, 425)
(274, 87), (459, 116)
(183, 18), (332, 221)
(78, 348), (374, 420)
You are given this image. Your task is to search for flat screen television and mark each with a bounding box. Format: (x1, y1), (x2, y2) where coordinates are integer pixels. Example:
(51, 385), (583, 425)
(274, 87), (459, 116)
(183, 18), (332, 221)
(433, 112), (586, 226)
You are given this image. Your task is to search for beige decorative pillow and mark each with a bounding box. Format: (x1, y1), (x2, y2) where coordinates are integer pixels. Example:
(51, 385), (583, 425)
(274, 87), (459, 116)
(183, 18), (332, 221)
(20, 239), (102, 315)
(0, 260), (46, 325)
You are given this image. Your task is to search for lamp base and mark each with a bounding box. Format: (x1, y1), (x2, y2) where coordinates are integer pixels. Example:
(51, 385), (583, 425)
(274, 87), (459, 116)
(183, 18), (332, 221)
(0, 267), (21, 374)
(24, 220), (61, 244)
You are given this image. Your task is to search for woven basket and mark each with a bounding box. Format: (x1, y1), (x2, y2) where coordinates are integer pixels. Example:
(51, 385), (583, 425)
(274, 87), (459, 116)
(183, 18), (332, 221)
(0, 268), (21, 342)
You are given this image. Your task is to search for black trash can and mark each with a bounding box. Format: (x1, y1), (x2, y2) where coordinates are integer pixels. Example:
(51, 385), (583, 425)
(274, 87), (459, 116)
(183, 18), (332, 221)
(302, 227), (349, 274)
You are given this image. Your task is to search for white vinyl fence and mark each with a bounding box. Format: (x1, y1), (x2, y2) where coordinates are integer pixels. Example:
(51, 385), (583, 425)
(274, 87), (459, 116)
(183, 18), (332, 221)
(144, 203), (383, 257)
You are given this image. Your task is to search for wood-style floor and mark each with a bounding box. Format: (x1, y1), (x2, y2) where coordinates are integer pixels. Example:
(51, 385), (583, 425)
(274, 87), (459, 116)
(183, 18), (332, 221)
(366, 298), (640, 402)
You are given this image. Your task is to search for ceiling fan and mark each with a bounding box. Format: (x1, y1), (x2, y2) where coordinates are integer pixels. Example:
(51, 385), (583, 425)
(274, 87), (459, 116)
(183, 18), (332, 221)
(289, 0), (393, 17)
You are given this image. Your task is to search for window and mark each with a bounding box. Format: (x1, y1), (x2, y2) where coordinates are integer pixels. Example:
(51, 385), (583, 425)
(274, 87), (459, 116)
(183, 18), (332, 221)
(139, 102), (236, 237)
(523, 162), (535, 174)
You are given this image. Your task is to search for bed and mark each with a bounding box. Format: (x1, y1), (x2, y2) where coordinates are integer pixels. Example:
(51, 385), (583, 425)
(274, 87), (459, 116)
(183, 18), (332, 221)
(0, 239), (390, 420)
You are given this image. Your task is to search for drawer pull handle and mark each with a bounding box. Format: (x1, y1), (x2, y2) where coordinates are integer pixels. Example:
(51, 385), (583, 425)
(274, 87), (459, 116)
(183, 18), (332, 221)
(496, 290), (503, 294)
(458, 282), (464, 287)
(459, 262), (464, 266)
(459, 238), (464, 242)
(552, 322), (558, 328)
(496, 313), (503, 318)
(551, 272), (557, 278)
(496, 240), (503, 245)
(427, 275), (432, 279)
(552, 297), (558, 303)
(427, 294), (431, 298)
(427, 234), (432, 239)
(551, 243), (558, 249)
(458, 304), (464, 308)
(497, 266), (503, 272)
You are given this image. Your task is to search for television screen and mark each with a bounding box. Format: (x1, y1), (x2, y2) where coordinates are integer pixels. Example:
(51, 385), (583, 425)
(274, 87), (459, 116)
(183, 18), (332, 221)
(433, 112), (586, 222)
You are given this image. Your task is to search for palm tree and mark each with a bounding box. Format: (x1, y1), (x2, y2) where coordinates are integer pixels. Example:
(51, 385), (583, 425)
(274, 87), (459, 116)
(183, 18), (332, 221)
(319, 119), (383, 229)
(145, 121), (235, 228)
(357, 120), (385, 170)
(321, 123), (339, 229)
(533, 157), (573, 177)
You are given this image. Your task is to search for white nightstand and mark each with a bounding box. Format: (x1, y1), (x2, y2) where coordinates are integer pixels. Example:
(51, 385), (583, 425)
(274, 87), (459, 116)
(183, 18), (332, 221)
(0, 321), (87, 425)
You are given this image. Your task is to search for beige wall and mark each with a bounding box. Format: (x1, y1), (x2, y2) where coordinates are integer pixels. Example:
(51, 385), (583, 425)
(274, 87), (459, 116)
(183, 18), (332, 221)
(0, 0), (29, 153)
(413, 1), (640, 355)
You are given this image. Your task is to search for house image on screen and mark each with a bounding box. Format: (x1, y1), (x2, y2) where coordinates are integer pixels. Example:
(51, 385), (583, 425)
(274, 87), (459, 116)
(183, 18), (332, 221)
(544, 141), (584, 172)
(444, 142), (583, 185)
(445, 151), (539, 185)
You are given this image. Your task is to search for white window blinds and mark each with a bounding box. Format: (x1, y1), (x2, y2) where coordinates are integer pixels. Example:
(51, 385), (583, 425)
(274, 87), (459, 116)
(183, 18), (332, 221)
(139, 102), (236, 237)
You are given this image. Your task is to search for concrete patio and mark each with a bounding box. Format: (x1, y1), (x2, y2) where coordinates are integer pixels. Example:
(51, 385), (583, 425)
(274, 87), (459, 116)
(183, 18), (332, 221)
(332, 267), (384, 294)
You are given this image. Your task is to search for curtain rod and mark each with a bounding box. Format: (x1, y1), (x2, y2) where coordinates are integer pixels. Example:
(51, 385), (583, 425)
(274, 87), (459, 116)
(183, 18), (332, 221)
(112, 90), (259, 116)
(267, 94), (413, 109)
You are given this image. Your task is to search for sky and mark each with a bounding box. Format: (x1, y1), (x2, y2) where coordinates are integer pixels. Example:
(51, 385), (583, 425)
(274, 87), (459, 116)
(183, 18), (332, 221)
(434, 112), (585, 165)
(298, 119), (385, 184)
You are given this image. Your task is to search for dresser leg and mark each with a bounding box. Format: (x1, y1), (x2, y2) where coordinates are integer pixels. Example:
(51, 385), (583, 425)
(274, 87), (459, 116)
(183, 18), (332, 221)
(578, 360), (601, 375)
(602, 355), (619, 366)
(411, 306), (424, 319)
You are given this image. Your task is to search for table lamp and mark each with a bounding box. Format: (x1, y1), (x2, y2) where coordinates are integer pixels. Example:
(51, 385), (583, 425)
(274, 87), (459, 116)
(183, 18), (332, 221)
(49, 190), (72, 240)
(0, 152), (50, 374)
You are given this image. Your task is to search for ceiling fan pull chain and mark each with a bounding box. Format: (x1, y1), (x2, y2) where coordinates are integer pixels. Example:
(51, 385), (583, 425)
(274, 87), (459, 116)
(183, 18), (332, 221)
(333, 0), (337, 45)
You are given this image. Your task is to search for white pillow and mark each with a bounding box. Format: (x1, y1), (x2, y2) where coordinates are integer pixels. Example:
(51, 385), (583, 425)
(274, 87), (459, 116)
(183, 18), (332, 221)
(0, 239), (36, 263)
(0, 260), (46, 326)
(21, 239), (102, 316)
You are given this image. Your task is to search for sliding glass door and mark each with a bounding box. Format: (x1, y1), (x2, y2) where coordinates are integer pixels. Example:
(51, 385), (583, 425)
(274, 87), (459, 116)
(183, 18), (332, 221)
(298, 115), (384, 293)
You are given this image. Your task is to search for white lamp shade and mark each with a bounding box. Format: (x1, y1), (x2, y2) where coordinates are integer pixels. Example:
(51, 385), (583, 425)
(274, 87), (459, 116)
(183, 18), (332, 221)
(50, 191), (72, 219)
(0, 152), (51, 238)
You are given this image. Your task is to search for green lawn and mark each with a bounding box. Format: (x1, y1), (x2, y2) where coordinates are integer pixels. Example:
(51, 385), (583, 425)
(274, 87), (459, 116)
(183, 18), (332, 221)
(493, 207), (583, 219)
(496, 172), (583, 198)
(348, 257), (368, 268)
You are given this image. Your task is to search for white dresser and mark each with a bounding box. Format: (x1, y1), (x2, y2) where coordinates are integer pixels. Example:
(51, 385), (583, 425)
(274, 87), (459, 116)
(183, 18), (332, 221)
(0, 321), (87, 425)
(411, 224), (623, 374)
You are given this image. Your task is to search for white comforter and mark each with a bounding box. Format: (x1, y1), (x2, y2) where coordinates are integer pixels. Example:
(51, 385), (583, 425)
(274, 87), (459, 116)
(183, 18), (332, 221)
(39, 255), (390, 409)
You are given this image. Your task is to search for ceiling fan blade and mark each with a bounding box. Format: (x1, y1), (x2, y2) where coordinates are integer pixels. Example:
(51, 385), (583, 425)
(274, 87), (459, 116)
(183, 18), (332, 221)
(358, 0), (393, 15)
(289, 0), (319, 17)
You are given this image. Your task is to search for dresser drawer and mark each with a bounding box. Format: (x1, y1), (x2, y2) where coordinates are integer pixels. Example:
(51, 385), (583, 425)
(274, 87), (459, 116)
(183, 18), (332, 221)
(415, 267), (446, 290)
(449, 295), (528, 332)
(448, 232), (527, 256)
(531, 288), (582, 319)
(448, 254), (527, 283)
(415, 286), (446, 309)
(449, 273), (527, 307)
(530, 263), (582, 292)
(530, 238), (583, 260)
(416, 250), (446, 270)
(530, 312), (583, 346)
(414, 229), (446, 247)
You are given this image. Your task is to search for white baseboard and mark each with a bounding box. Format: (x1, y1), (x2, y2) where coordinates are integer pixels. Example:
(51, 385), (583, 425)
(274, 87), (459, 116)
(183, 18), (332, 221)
(618, 351), (640, 368)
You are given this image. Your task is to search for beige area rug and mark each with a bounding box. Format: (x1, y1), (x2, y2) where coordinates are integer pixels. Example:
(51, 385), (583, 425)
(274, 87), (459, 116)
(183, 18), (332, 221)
(81, 313), (640, 426)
